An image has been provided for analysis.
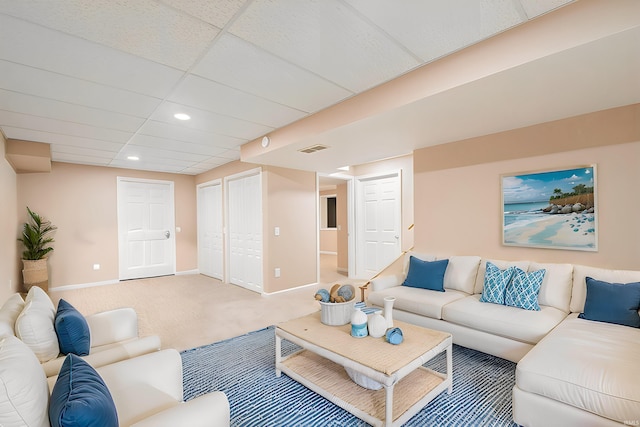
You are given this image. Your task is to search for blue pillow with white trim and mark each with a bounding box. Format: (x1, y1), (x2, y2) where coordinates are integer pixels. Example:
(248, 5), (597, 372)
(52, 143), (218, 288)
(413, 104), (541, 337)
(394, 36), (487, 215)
(479, 262), (515, 305)
(505, 268), (546, 311)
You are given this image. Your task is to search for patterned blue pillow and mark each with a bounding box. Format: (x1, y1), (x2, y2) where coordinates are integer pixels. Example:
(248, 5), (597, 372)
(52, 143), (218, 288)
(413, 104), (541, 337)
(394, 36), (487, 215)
(505, 268), (546, 311)
(479, 262), (515, 305)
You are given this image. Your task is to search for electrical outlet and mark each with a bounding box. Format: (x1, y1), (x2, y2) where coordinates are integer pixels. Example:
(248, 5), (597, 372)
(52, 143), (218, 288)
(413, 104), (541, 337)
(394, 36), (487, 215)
(274, 268), (281, 278)
(93, 264), (100, 270)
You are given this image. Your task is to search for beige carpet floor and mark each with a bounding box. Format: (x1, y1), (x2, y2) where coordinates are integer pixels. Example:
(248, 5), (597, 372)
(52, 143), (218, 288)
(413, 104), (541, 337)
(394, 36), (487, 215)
(49, 254), (364, 352)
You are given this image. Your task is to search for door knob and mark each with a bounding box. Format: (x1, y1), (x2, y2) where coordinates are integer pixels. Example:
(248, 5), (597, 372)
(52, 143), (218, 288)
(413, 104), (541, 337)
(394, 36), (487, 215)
(165, 230), (171, 239)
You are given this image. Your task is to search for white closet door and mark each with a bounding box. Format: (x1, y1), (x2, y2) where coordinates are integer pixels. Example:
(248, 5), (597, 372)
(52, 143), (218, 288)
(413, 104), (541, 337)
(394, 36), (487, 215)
(117, 178), (175, 280)
(226, 170), (263, 293)
(356, 172), (401, 279)
(197, 181), (223, 279)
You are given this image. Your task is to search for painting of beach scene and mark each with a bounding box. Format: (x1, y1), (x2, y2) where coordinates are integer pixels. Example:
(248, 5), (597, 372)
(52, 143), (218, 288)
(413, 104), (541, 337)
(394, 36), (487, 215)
(502, 166), (597, 251)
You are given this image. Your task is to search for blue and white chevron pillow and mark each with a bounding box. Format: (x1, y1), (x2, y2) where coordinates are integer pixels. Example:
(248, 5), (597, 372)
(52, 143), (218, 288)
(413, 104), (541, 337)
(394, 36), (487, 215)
(505, 268), (546, 311)
(479, 262), (515, 305)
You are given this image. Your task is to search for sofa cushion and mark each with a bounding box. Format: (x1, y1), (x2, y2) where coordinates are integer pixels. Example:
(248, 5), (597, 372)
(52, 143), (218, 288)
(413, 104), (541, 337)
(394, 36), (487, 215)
(516, 316), (640, 423)
(440, 255), (481, 294)
(401, 252), (437, 276)
(442, 294), (567, 345)
(50, 354), (119, 427)
(528, 262), (573, 313)
(55, 299), (91, 356)
(578, 277), (640, 328)
(0, 293), (25, 337)
(0, 335), (49, 427)
(479, 262), (515, 305)
(15, 286), (60, 362)
(368, 286), (467, 320)
(505, 268), (546, 311)
(474, 259), (530, 294)
(402, 257), (448, 292)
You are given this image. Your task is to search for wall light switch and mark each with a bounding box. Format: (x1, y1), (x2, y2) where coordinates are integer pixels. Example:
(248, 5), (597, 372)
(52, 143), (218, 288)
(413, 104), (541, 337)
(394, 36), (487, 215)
(176, 226), (181, 232)
(275, 268), (281, 278)
(93, 264), (100, 270)
(274, 226), (280, 236)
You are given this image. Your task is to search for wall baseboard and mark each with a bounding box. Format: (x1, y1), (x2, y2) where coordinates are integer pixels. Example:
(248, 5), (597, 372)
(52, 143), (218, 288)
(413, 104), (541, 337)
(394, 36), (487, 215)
(319, 251), (337, 255)
(262, 281), (318, 296)
(49, 270), (201, 292)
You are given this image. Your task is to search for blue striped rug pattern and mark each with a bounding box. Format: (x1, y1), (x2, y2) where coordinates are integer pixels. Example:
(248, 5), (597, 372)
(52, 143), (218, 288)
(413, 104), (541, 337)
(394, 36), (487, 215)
(181, 326), (517, 426)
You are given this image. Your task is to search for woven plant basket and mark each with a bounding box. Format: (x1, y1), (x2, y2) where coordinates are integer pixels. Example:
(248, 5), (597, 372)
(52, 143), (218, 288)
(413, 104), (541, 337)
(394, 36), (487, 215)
(22, 259), (49, 291)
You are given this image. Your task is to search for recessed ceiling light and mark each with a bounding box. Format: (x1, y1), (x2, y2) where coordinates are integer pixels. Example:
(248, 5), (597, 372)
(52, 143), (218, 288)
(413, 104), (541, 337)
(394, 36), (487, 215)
(174, 113), (191, 121)
(127, 156), (139, 161)
(337, 166), (350, 171)
(261, 136), (270, 148)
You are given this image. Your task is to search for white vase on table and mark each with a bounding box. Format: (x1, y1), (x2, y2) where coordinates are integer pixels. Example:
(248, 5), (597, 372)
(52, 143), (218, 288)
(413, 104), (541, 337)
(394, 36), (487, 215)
(383, 296), (395, 328)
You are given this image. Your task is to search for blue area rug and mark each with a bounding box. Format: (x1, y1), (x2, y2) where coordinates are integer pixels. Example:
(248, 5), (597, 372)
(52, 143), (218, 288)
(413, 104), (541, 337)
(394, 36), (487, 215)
(181, 326), (517, 426)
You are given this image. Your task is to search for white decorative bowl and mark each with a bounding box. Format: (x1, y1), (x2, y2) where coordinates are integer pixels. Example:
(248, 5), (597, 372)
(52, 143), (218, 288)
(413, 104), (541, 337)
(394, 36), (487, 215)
(319, 300), (355, 326)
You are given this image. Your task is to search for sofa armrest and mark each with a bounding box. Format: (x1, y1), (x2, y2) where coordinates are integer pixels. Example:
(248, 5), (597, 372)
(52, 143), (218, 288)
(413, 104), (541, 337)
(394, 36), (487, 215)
(86, 307), (139, 347)
(97, 349), (183, 402)
(370, 274), (403, 292)
(43, 334), (161, 378)
(130, 392), (230, 427)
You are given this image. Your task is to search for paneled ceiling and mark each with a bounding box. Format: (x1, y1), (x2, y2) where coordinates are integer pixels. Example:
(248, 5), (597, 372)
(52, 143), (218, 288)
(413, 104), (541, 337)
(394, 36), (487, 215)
(0, 0), (596, 175)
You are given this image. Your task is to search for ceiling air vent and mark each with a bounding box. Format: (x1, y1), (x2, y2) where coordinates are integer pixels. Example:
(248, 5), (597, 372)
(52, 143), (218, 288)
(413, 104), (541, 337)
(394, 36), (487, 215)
(299, 144), (329, 154)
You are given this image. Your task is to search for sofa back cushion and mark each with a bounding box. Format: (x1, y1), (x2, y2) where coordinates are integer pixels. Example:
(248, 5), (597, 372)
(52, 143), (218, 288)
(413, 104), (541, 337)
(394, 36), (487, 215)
(0, 293), (25, 337)
(15, 286), (60, 362)
(571, 265), (640, 313)
(0, 335), (50, 427)
(474, 259), (530, 295)
(529, 262), (573, 313)
(439, 255), (481, 294)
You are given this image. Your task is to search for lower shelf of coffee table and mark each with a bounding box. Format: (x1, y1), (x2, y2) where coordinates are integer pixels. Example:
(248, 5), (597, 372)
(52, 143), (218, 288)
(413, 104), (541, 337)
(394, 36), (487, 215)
(280, 350), (445, 425)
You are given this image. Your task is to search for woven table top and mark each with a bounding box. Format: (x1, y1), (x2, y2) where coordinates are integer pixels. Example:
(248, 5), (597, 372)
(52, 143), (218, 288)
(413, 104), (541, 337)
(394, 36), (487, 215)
(277, 311), (450, 375)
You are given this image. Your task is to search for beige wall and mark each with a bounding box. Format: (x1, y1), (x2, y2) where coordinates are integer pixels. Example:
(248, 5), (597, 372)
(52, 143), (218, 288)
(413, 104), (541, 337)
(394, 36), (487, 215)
(414, 105), (640, 270)
(16, 162), (197, 288)
(0, 133), (19, 300)
(264, 166), (317, 293)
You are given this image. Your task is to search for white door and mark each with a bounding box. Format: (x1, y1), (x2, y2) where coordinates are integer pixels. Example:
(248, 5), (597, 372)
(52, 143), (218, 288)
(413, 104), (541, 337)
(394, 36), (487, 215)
(197, 181), (223, 279)
(117, 178), (175, 280)
(226, 169), (263, 293)
(356, 172), (401, 279)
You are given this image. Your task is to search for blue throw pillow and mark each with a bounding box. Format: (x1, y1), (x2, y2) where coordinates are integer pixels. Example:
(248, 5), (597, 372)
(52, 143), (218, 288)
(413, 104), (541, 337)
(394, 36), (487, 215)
(49, 354), (119, 427)
(402, 257), (449, 292)
(479, 262), (515, 305)
(578, 277), (640, 328)
(505, 268), (546, 311)
(55, 299), (90, 356)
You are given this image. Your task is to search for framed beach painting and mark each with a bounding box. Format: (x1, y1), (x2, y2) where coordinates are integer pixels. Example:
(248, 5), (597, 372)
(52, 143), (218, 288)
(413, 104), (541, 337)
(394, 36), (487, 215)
(502, 165), (597, 251)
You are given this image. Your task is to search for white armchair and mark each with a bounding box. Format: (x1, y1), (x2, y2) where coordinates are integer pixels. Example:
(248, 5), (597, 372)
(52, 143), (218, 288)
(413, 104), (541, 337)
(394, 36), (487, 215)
(0, 335), (230, 427)
(1, 287), (161, 377)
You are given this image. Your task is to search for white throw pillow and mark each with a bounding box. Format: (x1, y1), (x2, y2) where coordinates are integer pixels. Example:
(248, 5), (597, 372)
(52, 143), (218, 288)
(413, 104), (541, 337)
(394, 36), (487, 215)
(441, 256), (481, 294)
(0, 294), (25, 337)
(0, 336), (49, 427)
(15, 286), (59, 362)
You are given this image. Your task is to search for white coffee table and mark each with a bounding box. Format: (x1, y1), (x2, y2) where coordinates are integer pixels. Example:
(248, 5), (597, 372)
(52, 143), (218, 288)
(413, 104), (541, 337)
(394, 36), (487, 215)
(275, 312), (452, 427)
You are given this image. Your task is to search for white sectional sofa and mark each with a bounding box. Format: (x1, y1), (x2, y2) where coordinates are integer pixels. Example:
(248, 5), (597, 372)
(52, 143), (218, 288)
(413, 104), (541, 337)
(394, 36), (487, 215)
(367, 252), (640, 426)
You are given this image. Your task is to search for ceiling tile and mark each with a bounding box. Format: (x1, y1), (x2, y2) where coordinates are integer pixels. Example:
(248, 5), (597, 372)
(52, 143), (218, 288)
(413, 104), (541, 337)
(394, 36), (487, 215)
(0, 90), (145, 132)
(0, 14), (184, 98)
(169, 75), (307, 128)
(0, 61), (162, 117)
(158, 0), (247, 29)
(2, 127), (124, 152)
(147, 103), (270, 141)
(193, 34), (353, 113)
(0, 110), (133, 143)
(108, 158), (185, 174)
(51, 152), (112, 166)
(119, 144), (209, 163)
(0, 0), (218, 70)
(138, 120), (245, 149)
(128, 133), (228, 157)
(346, 0), (524, 63)
(229, 0), (420, 92)
(519, 0), (576, 19)
(52, 144), (121, 159)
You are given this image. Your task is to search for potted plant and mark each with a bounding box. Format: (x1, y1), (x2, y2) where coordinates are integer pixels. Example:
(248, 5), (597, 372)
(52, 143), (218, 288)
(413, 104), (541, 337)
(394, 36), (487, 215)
(18, 207), (57, 292)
